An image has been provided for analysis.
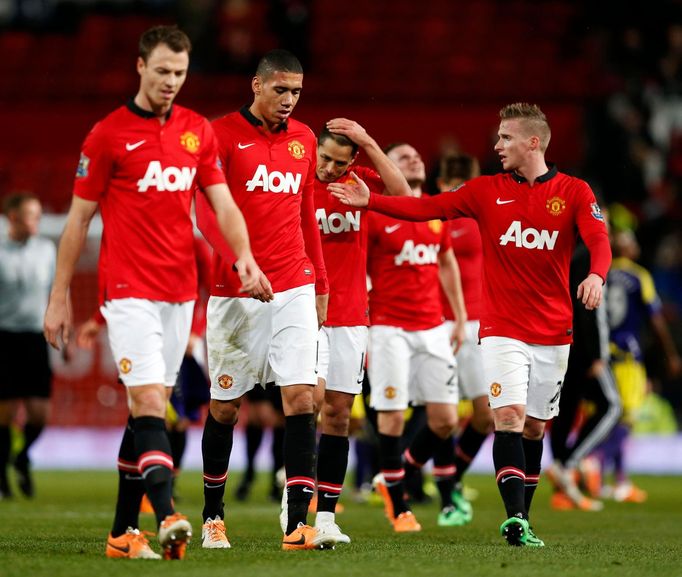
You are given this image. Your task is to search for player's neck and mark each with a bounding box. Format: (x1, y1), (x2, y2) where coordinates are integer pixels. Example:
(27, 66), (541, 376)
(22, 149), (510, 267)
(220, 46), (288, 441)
(133, 93), (171, 124)
(8, 229), (29, 243)
(516, 157), (549, 186)
(248, 105), (282, 134)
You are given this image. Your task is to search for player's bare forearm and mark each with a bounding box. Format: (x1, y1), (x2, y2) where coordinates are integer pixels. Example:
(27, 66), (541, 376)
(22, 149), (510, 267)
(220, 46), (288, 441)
(45, 197), (97, 349)
(327, 118), (411, 198)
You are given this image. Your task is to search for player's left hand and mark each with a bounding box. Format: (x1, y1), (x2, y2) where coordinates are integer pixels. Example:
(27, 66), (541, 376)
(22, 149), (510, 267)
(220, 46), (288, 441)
(316, 293), (329, 328)
(328, 171), (371, 207)
(236, 254), (274, 302)
(450, 320), (466, 354)
(326, 118), (370, 147)
(44, 297), (71, 351)
(577, 273), (604, 310)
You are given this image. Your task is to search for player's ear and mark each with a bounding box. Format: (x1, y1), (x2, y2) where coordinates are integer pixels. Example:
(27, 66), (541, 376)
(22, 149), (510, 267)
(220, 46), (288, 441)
(252, 76), (261, 96)
(136, 56), (145, 76)
(529, 135), (540, 151)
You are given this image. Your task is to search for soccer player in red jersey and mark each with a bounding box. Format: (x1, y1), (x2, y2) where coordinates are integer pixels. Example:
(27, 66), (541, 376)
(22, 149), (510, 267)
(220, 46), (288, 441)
(194, 50), (331, 551)
(308, 118), (411, 543)
(43, 26), (266, 560)
(329, 103), (612, 546)
(435, 154), (494, 525)
(365, 142), (468, 533)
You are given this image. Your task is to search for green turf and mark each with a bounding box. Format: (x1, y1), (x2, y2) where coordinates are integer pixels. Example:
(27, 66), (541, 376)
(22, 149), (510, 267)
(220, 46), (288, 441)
(0, 471), (680, 577)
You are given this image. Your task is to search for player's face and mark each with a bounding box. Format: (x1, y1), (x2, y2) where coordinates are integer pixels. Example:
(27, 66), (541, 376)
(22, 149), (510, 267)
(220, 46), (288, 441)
(252, 71), (303, 128)
(136, 44), (189, 114)
(316, 139), (356, 183)
(10, 199), (41, 241)
(494, 119), (532, 171)
(387, 144), (425, 185)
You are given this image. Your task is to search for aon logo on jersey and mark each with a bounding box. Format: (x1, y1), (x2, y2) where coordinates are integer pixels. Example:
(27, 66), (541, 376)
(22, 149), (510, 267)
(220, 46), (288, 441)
(499, 220), (558, 250)
(316, 208), (361, 234)
(395, 240), (439, 266)
(137, 161), (196, 192)
(246, 164), (302, 194)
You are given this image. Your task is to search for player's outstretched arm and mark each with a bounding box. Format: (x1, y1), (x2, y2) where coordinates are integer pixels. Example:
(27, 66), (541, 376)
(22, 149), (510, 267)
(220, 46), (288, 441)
(204, 183), (273, 302)
(328, 171), (371, 207)
(576, 273), (604, 310)
(44, 196), (98, 350)
(326, 118), (411, 197)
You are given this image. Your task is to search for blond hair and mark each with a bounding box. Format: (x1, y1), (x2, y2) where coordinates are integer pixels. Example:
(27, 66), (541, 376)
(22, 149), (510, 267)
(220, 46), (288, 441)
(499, 102), (551, 152)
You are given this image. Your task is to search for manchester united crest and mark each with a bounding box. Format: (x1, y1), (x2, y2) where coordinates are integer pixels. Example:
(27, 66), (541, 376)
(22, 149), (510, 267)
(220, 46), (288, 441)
(384, 386), (397, 399)
(490, 382), (502, 398)
(217, 374), (233, 390)
(427, 219), (443, 234)
(288, 140), (305, 159)
(119, 358), (132, 375)
(546, 196), (566, 216)
(180, 131), (200, 153)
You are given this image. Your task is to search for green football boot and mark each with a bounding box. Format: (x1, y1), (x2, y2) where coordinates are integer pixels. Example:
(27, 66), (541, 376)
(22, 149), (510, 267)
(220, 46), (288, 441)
(452, 483), (473, 523)
(437, 505), (468, 527)
(525, 526), (545, 547)
(499, 516), (529, 546)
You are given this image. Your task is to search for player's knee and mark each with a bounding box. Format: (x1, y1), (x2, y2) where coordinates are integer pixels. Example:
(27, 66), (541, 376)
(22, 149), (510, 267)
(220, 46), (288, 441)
(523, 418), (545, 440)
(210, 399), (239, 425)
(321, 404), (351, 436)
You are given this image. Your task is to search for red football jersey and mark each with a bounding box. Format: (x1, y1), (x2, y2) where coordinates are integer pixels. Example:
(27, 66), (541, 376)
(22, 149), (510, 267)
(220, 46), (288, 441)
(367, 211), (451, 331)
(368, 167), (611, 345)
(197, 107), (328, 297)
(315, 166), (382, 326)
(441, 217), (483, 321)
(74, 101), (225, 302)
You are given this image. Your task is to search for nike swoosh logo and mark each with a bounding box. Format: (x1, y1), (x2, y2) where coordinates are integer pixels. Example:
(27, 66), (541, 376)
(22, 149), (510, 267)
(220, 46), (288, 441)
(501, 476), (522, 483)
(302, 487), (314, 493)
(125, 140), (146, 151)
(107, 541), (130, 553)
(496, 198), (515, 205)
(238, 142), (255, 150)
(323, 493), (339, 499)
(282, 534), (306, 546)
(384, 224), (401, 234)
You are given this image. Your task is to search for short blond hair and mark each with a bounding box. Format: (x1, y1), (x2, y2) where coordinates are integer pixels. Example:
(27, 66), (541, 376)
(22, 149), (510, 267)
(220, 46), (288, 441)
(499, 102), (551, 152)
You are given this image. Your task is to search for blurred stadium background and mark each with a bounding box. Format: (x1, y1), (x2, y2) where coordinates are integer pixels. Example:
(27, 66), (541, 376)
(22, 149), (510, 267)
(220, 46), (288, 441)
(0, 0), (680, 471)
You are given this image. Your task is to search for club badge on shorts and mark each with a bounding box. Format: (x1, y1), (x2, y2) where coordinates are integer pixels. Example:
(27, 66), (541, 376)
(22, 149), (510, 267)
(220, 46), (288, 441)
(384, 386), (397, 399)
(119, 358), (132, 374)
(490, 382), (502, 397)
(217, 374), (233, 390)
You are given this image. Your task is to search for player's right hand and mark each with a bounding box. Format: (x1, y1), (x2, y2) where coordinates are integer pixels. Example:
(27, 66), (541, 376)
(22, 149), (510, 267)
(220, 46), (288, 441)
(327, 171), (371, 207)
(44, 298), (71, 351)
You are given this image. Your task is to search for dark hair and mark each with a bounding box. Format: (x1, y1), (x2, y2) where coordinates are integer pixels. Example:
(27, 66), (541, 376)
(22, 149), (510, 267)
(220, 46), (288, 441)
(383, 142), (408, 155)
(139, 25), (192, 63)
(3, 193), (39, 215)
(318, 125), (359, 156)
(256, 49), (303, 79)
(439, 154), (480, 182)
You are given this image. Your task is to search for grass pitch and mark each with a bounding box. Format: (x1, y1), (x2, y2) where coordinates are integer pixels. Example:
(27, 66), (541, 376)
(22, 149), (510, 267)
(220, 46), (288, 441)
(0, 471), (680, 577)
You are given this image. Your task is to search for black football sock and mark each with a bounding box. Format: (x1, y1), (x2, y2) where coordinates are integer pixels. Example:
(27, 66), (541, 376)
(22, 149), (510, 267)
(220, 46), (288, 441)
(134, 416), (174, 527)
(378, 433), (408, 516)
(284, 414), (317, 534)
(201, 411), (233, 521)
(316, 434), (349, 514)
(453, 423), (489, 482)
(111, 416), (145, 537)
(493, 431), (527, 520)
(433, 435), (456, 508)
(403, 424), (442, 484)
(14, 423), (44, 468)
(523, 436), (543, 514)
(168, 428), (187, 471)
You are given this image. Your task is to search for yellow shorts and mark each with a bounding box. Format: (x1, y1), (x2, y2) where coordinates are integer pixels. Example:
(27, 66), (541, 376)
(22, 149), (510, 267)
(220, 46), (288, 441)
(611, 353), (646, 422)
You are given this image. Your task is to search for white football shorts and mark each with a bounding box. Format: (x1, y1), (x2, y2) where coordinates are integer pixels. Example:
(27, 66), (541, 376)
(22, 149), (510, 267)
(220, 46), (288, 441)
(445, 319), (487, 400)
(207, 284), (318, 401)
(102, 298), (194, 387)
(316, 325), (368, 395)
(368, 323), (458, 412)
(481, 336), (570, 420)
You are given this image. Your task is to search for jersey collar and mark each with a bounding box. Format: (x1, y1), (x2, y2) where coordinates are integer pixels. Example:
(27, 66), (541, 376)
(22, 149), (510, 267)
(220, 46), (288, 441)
(510, 163), (558, 184)
(126, 98), (173, 120)
(239, 105), (288, 132)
